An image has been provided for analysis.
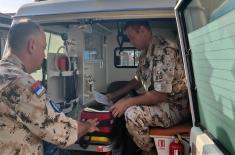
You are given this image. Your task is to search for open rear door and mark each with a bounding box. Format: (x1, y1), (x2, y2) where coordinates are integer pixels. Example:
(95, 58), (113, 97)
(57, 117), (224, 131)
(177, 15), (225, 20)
(175, 0), (235, 154)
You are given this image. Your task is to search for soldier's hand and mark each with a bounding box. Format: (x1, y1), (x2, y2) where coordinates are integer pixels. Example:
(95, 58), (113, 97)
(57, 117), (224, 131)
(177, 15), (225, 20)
(109, 98), (132, 118)
(77, 118), (99, 138)
(86, 118), (99, 133)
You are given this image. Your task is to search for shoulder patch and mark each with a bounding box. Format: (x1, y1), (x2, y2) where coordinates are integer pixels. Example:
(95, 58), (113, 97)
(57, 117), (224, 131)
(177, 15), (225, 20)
(32, 81), (46, 97)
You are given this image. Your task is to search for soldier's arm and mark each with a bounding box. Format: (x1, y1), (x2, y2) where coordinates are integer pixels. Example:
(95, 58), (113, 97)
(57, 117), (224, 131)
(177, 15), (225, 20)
(2, 78), (96, 148)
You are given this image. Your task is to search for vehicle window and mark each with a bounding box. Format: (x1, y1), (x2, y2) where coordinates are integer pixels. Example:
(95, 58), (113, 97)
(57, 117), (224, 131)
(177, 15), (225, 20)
(184, 0), (235, 154)
(114, 47), (141, 68)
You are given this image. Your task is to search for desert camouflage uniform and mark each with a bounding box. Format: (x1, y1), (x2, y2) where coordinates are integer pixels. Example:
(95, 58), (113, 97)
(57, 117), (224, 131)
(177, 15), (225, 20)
(125, 36), (190, 151)
(0, 54), (78, 155)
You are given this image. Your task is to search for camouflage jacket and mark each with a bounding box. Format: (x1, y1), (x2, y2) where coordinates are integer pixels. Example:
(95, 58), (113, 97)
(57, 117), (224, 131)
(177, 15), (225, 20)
(0, 54), (78, 155)
(136, 36), (188, 101)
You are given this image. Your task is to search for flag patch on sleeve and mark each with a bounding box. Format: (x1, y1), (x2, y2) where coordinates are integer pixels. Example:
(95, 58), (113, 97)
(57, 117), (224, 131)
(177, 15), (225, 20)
(32, 82), (46, 97)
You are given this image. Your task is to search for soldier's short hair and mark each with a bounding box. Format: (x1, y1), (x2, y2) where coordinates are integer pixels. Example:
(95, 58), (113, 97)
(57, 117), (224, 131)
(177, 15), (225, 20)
(7, 20), (41, 52)
(124, 20), (151, 32)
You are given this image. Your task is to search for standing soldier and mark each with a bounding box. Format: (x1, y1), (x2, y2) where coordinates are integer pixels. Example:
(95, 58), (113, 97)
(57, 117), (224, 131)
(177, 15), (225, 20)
(0, 20), (98, 155)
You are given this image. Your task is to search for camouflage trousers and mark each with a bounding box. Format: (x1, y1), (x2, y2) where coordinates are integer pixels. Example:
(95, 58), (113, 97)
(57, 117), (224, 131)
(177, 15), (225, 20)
(124, 100), (189, 152)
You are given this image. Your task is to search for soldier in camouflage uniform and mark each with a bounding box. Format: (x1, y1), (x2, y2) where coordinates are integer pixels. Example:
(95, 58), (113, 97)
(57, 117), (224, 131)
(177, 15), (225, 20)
(108, 21), (190, 152)
(0, 20), (98, 155)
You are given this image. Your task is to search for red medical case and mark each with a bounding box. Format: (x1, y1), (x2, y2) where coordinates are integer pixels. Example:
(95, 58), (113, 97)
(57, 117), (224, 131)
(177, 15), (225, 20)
(78, 108), (113, 148)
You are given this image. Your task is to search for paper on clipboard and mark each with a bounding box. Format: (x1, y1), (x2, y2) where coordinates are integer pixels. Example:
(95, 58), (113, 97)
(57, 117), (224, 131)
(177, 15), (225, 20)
(94, 91), (113, 106)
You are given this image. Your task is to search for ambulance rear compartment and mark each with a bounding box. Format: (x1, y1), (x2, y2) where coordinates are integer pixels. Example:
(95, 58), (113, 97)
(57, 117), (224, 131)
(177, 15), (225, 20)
(29, 18), (178, 114)
(36, 18), (183, 154)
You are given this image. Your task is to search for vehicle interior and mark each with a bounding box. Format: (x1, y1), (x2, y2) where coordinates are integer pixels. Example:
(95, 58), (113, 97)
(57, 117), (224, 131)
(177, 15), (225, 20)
(30, 18), (183, 154)
(30, 18), (178, 107)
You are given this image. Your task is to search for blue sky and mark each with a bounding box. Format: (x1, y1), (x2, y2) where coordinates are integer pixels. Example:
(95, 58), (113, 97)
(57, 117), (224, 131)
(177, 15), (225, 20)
(0, 0), (33, 13)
